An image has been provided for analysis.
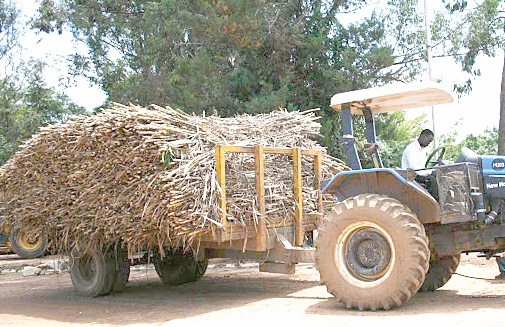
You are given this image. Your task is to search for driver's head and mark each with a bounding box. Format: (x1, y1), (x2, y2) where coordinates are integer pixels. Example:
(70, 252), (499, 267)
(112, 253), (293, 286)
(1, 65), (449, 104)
(418, 129), (434, 148)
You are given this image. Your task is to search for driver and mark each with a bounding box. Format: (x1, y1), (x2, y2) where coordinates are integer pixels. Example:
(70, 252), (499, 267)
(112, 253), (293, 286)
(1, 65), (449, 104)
(401, 129), (434, 174)
(401, 129), (438, 199)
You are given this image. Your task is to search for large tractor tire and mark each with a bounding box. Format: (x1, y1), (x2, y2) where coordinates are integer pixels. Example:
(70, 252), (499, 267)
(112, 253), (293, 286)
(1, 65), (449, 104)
(315, 194), (430, 311)
(9, 228), (47, 259)
(419, 254), (460, 292)
(154, 249), (208, 285)
(70, 248), (116, 297)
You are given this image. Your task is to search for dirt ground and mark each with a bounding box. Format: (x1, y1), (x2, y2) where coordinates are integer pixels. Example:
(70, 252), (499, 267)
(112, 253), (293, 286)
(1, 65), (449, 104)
(1, 253), (505, 327)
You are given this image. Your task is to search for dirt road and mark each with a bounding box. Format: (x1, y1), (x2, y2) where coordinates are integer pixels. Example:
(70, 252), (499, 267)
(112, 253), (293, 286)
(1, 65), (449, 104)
(1, 253), (505, 327)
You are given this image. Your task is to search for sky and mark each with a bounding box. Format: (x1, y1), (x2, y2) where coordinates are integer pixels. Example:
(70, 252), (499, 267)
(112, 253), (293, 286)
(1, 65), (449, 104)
(18, 0), (106, 111)
(17, 0), (501, 142)
(408, 54), (502, 141)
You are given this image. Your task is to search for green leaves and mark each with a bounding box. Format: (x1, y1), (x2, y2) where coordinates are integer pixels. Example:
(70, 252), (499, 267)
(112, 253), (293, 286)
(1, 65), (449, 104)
(31, 0), (67, 34)
(31, 0), (445, 165)
(0, 59), (87, 164)
(440, 126), (498, 161)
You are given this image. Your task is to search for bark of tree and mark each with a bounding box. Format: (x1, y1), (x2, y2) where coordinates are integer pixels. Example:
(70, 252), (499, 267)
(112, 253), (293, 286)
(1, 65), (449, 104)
(498, 50), (505, 155)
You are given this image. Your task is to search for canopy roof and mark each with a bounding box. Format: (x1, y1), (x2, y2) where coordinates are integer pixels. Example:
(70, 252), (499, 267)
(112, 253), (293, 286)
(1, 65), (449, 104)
(330, 82), (454, 115)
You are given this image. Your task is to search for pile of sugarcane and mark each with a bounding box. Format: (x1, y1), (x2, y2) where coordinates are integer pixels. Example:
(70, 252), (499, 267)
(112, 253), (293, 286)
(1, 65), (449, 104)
(0, 103), (348, 252)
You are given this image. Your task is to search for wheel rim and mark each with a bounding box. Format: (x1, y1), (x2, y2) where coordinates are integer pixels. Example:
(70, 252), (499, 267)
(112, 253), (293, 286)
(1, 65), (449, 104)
(75, 254), (97, 286)
(337, 222), (395, 286)
(17, 231), (42, 250)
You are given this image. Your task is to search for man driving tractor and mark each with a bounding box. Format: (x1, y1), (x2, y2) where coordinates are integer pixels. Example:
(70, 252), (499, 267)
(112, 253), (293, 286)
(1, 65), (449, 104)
(401, 129), (434, 173)
(401, 129), (438, 200)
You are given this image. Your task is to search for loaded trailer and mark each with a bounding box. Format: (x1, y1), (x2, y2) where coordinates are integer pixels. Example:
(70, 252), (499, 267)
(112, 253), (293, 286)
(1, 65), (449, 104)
(70, 145), (326, 295)
(37, 83), (505, 311)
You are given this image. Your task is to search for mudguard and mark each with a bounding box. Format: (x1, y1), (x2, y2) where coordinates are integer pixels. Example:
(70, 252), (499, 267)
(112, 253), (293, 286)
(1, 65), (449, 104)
(321, 168), (441, 224)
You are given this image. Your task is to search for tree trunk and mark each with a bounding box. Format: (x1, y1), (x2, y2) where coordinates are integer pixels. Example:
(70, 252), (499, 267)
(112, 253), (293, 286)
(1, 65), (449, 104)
(498, 50), (505, 155)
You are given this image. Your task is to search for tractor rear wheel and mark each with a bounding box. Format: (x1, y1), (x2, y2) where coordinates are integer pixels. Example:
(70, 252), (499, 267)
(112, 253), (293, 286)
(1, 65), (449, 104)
(315, 194), (430, 311)
(419, 254), (460, 292)
(154, 249), (208, 285)
(9, 228), (47, 259)
(70, 248), (116, 297)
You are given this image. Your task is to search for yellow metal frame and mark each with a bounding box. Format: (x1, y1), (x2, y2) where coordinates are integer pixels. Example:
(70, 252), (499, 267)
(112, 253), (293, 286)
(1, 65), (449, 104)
(212, 145), (323, 251)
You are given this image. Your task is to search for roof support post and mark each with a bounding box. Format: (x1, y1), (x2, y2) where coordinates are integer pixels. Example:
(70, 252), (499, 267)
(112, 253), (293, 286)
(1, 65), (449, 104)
(362, 107), (383, 168)
(340, 104), (362, 170)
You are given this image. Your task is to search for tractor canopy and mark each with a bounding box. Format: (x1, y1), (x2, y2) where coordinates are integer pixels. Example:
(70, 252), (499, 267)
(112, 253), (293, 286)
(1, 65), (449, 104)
(330, 82), (454, 170)
(331, 82), (453, 115)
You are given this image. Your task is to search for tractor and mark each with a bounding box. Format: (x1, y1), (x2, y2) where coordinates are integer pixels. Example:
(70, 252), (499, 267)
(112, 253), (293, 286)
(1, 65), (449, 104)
(63, 83), (505, 311)
(315, 82), (505, 310)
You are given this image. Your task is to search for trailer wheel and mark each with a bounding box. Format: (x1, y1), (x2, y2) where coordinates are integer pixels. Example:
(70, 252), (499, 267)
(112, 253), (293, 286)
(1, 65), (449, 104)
(70, 248), (116, 297)
(112, 247), (130, 292)
(419, 254), (460, 292)
(9, 228), (47, 259)
(315, 194), (430, 311)
(154, 250), (208, 285)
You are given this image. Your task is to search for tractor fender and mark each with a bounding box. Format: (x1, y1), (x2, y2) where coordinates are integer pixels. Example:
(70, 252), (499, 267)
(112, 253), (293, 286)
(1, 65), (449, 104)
(321, 168), (441, 224)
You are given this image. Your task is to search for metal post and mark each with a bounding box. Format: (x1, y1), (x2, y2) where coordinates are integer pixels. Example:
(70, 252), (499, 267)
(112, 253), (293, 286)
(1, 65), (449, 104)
(424, 0), (437, 148)
(340, 104), (362, 170)
(362, 107), (383, 168)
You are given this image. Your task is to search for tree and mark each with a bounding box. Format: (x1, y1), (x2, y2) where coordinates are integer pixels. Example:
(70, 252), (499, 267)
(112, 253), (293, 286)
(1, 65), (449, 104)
(32, 0), (438, 164)
(0, 0), (19, 62)
(434, 0), (505, 154)
(0, 0), (21, 148)
(0, 0), (88, 164)
(0, 59), (87, 164)
(439, 125), (498, 163)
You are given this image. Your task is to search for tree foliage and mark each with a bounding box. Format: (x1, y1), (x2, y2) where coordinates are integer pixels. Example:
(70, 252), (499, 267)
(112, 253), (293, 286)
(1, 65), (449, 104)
(440, 125), (498, 162)
(0, 59), (87, 164)
(0, 0), (86, 164)
(32, 0), (440, 164)
(432, 0), (505, 154)
(440, 0), (503, 88)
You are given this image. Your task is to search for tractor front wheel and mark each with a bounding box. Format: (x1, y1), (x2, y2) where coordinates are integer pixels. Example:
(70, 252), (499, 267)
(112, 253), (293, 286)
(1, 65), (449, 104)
(315, 194), (430, 311)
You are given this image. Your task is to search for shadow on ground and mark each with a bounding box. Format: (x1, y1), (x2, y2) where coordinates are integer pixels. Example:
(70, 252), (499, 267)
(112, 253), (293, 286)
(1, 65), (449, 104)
(0, 267), (320, 325)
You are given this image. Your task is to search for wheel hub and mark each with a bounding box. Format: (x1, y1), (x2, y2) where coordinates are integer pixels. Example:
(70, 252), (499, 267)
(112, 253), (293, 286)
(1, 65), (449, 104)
(345, 228), (392, 280)
(17, 231), (42, 250)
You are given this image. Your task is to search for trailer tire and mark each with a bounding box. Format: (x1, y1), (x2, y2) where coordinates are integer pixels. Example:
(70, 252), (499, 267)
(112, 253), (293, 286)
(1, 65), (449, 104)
(154, 250), (208, 285)
(315, 194), (430, 311)
(9, 228), (47, 259)
(419, 254), (460, 292)
(112, 247), (130, 292)
(70, 248), (116, 297)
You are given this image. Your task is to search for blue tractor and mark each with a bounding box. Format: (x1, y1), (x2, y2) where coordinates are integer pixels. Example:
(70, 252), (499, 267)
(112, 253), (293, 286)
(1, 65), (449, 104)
(315, 83), (505, 310)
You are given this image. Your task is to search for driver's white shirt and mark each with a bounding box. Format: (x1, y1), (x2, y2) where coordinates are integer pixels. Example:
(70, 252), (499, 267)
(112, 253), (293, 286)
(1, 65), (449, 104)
(401, 140), (429, 172)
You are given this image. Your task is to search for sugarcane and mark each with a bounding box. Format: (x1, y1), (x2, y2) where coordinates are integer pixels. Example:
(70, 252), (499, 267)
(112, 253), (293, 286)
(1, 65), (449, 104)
(0, 103), (349, 253)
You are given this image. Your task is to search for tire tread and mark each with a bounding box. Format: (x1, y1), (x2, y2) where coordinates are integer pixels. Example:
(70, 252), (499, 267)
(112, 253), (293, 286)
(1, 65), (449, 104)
(315, 193), (430, 311)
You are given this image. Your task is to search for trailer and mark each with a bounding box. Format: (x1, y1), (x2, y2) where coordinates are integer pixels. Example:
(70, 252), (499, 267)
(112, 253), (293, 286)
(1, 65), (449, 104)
(70, 144), (325, 295)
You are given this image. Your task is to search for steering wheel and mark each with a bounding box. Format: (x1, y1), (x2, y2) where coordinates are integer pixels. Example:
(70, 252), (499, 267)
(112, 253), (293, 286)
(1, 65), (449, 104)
(425, 146), (446, 168)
